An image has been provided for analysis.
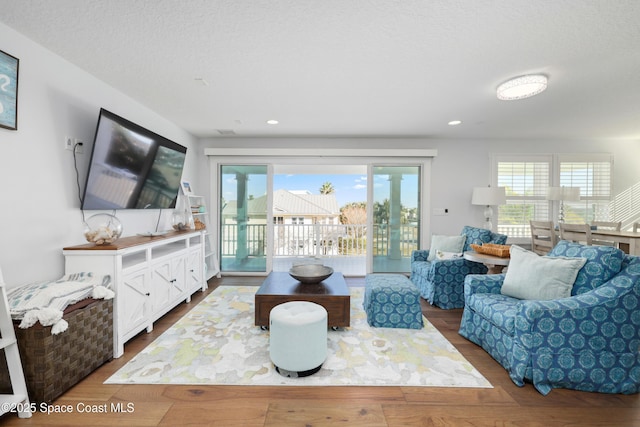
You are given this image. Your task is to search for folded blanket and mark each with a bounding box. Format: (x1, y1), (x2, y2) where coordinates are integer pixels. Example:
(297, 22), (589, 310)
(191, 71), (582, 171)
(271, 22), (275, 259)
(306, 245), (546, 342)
(8, 273), (114, 335)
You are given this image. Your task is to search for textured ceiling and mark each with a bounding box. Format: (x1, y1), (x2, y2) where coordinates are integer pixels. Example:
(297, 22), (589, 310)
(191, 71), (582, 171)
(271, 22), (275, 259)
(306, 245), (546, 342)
(1, 0), (639, 140)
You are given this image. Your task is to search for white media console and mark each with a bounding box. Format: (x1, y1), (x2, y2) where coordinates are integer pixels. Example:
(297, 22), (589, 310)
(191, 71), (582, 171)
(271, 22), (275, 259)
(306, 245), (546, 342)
(63, 230), (206, 358)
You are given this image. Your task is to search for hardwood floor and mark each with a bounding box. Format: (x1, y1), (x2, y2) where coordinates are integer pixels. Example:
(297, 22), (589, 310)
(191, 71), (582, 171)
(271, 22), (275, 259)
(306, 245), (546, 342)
(3, 276), (639, 426)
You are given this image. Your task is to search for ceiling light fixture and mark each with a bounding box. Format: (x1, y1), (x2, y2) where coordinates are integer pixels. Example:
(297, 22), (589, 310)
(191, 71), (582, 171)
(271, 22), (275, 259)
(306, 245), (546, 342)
(496, 74), (548, 100)
(266, 119), (279, 125)
(448, 120), (462, 126)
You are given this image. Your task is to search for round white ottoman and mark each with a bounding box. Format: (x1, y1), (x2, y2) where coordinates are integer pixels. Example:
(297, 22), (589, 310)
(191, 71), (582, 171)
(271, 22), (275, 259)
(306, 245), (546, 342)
(269, 301), (328, 377)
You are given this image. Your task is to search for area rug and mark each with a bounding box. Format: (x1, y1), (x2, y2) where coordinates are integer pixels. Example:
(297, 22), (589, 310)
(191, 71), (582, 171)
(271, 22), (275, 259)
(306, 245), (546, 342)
(105, 286), (491, 388)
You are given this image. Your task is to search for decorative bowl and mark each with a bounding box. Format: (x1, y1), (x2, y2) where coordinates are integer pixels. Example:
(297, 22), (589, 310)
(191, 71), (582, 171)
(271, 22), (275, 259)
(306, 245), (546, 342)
(289, 264), (334, 284)
(83, 213), (122, 245)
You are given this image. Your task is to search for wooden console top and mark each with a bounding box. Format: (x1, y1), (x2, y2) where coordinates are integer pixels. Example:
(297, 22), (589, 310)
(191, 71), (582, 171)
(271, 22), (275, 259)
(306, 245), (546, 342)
(63, 230), (199, 251)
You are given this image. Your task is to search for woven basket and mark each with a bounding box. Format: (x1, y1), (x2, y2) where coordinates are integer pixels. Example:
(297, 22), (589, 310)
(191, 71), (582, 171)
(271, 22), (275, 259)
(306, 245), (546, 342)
(0, 298), (113, 404)
(470, 243), (511, 258)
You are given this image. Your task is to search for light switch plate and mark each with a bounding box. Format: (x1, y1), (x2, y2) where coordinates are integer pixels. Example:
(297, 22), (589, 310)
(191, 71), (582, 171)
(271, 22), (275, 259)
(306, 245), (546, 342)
(433, 208), (448, 216)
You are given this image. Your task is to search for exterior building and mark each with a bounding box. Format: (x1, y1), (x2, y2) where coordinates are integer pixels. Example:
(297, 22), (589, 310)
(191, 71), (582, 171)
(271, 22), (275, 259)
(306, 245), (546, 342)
(221, 189), (340, 226)
(221, 189), (345, 266)
(272, 189), (340, 226)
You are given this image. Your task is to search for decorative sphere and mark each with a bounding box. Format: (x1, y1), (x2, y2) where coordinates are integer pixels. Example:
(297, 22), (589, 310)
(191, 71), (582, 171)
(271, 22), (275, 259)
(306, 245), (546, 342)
(172, 211), (188, 231)
(83, 214), (122, 245)
(172, 210), (193, 231)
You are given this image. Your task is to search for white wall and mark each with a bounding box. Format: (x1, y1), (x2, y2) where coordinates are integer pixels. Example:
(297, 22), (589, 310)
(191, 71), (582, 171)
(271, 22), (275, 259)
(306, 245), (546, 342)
(0, 23), (200, 288)
(195, 137), (495, 238)
(198, 136), (640, 239)
(3, 20), (639, 287)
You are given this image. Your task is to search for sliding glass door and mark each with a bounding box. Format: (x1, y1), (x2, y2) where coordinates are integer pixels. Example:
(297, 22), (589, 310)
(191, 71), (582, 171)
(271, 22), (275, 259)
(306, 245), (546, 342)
(219, 165), (268, 273)
(211, 152), (431, 276)
(371, 166), (420, 273)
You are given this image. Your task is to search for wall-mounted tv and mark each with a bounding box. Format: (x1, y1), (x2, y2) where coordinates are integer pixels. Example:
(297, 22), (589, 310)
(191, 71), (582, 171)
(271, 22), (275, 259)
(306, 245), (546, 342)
(81, 108), (187, 210)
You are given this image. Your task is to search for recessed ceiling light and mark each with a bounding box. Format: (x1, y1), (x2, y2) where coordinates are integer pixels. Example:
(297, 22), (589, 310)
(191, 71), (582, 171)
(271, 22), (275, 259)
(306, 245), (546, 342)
(266, 119), (279, 125)
(497, 74), (547, 100)
(448, 120), (462, 126)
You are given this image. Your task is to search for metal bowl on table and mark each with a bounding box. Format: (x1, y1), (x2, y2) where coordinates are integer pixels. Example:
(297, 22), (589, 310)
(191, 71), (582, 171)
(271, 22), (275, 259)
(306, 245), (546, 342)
(289, 264), (334, 284)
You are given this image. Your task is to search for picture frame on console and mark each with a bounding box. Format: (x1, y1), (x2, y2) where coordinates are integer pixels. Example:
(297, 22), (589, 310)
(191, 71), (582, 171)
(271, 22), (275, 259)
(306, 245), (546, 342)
(0, 49), (19, 131)
(181, 180), (193, 195)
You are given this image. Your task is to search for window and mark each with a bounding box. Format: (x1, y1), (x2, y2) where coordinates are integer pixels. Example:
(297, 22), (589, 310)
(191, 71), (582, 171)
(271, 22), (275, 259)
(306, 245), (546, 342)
(219, 164), (268, 273)
(494, 154), (613, 239)
(495, 155), (552, 239)
(559, 154), (612, 223)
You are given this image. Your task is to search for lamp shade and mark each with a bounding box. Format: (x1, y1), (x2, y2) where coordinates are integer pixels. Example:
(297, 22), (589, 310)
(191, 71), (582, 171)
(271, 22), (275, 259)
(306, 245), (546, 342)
(546, 187), (580, 201)
(471, 187), (506, 206)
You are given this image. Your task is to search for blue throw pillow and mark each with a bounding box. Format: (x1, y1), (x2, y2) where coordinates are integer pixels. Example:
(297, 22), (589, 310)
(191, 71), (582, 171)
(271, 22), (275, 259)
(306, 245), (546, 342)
(461, 226), (493, 252)
(548, 240), (625, 295)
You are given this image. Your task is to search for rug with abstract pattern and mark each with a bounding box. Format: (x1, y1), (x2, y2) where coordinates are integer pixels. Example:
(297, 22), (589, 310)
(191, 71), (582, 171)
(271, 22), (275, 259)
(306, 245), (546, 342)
(105, 286), (492, 388)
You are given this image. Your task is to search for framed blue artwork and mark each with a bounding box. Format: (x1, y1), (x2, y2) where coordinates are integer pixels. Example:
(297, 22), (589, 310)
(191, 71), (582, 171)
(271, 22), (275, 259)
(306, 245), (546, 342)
(0, 49), (19, 130)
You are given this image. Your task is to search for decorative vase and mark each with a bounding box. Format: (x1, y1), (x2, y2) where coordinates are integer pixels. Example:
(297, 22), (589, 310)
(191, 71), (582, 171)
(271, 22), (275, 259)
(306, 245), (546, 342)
(83, 214), (122, 245)
(172, 211), (192, 231)
(172, 194), (193, 231)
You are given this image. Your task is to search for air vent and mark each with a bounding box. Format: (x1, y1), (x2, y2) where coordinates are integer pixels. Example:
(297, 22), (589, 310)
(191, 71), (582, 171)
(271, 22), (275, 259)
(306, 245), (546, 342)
(216, 129), (236, 136)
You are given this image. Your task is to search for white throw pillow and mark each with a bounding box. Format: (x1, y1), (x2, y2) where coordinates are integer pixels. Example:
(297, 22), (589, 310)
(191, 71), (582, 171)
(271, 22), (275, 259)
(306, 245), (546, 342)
(501, 245), (587, 300)
(427, 235), (466, 261)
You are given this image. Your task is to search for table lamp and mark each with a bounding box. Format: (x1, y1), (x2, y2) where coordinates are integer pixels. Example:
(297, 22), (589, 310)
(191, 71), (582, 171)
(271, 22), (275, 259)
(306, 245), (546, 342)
(546, 186), (580, 223)
(471, 186), (506, 230)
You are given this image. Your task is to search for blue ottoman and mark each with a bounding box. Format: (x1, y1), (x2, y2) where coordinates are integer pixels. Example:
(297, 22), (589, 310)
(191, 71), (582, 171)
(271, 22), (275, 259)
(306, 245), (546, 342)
(363, 274), (424, 329)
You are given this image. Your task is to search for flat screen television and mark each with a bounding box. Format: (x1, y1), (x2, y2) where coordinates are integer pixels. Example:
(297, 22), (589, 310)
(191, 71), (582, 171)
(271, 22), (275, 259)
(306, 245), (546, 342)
(81, 108), (187, 210)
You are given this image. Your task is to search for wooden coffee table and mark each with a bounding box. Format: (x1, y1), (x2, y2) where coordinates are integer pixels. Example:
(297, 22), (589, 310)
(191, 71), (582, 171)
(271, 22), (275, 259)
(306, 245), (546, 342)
(255, 271), (351, 328)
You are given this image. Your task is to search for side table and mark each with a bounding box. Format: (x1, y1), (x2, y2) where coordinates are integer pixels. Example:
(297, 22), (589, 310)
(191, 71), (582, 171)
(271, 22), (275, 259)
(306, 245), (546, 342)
(463, 251), (510, 274)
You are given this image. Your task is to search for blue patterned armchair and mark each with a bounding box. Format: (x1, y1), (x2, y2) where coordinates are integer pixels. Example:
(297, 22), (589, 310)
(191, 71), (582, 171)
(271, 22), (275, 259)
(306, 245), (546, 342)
(458, 241), (640, 395)
(410, 226), (507, 309)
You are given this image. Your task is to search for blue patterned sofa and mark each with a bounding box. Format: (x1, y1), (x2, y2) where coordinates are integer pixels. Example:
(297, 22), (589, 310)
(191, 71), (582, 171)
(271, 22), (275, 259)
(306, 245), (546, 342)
(458, 241), (640, 395)
(410, 226), (507, 309)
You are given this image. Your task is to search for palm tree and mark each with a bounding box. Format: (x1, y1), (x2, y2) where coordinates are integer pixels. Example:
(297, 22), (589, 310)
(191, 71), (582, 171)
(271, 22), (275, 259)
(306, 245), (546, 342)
(374, 199), (390, 224)
(319, 181), (335, 194)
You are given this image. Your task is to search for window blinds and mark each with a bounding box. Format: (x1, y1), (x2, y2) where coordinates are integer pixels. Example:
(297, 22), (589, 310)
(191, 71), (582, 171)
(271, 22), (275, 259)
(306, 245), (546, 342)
(493, 154), (613, 237)
(559, 155), (612, 222)
(496, 157), (551, 237)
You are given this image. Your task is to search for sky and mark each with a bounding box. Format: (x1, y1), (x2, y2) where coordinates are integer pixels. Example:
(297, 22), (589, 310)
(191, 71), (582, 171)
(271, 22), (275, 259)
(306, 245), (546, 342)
(274, 173), (419, 208)
(222, 170), (418, 209)
(274, 174), (367, 207)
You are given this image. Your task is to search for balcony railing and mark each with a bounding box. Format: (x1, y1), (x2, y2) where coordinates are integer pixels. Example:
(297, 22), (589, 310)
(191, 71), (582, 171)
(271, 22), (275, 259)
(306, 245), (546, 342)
(220, 223), (419, 258)
(497, 224), (531, 239)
